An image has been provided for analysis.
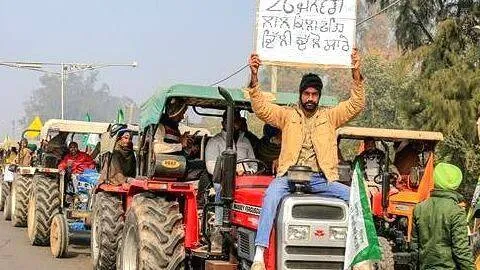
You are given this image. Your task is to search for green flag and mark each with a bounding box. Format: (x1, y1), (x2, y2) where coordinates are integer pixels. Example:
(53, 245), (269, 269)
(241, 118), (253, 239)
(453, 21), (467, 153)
(117, 108), (125, 124)
(344, 161), (382, 269)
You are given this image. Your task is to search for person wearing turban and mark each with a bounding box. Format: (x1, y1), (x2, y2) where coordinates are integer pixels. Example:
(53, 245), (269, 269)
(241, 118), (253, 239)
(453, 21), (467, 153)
(412, 163), (474, 269)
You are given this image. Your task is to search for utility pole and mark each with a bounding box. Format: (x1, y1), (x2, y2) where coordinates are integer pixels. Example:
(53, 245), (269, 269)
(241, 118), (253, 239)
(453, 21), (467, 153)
(0, 60), (137, 120)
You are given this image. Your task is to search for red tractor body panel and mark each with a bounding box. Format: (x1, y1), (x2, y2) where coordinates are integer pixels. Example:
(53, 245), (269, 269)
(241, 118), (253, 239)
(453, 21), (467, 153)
(232, 175), (277, 270)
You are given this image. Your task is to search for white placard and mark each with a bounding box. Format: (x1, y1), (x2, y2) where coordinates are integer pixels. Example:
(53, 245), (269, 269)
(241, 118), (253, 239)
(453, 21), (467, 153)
(255, 0), (357, 67)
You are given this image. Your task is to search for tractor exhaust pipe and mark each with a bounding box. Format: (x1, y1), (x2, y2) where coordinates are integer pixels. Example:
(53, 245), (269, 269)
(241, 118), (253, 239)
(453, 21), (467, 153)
(218, 86), (237, 258)
(218, 87), (237, 203)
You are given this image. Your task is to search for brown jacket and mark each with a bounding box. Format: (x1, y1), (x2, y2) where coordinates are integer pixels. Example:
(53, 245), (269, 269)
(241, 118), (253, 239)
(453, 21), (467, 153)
(247, 79), (365, 181)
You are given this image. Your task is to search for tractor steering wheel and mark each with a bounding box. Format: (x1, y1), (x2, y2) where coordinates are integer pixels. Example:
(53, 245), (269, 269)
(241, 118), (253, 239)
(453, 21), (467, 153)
(374, 172), (399, 186)
(236, 158), (267, 176)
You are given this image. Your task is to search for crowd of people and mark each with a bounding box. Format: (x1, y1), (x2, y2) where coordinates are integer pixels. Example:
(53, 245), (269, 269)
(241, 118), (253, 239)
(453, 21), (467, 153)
(0, 48), (475, 270)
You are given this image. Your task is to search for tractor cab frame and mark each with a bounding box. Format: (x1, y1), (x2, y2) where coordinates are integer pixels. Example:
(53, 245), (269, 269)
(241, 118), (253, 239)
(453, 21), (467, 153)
(336, 126), (444, 268)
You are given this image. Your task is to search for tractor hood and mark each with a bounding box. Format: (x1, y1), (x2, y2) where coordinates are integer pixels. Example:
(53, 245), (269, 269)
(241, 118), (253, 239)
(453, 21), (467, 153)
(234, 175), (274, 207)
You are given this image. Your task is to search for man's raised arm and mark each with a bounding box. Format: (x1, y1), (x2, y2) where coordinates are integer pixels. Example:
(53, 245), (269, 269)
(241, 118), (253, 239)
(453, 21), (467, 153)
(247, 53), (288, 129)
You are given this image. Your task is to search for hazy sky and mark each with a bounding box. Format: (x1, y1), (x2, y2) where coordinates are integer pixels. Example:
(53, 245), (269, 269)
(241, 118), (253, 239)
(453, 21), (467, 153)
(0, 0), (257, 137)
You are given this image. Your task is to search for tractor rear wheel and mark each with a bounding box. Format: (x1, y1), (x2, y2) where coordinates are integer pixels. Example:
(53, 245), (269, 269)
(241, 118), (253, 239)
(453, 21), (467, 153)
(375, 237), (394, 270)
(91, 192), (124, 270)
(0, 179), (10, 211)
(11, 175), (32, 227)
(28, 174), (61, 246)
(118, 193), (185, 270)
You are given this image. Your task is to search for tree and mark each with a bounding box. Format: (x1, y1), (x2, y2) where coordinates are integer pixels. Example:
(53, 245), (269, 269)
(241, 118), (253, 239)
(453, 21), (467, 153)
(367, 0), (480, 50)
(23, 72), (138, 125)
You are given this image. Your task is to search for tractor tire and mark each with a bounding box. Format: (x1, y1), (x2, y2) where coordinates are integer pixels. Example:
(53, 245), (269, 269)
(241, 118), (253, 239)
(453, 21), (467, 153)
(375, 237), (394, 270)
(3, 195), (11, 220)
(117, 193), (185, 270)
(91, 192), (124, 270)
(473, 220), (480, 270)
(0, 180), (11, 211)
(27, 174), (61, 246)
(11, 175), (33, 227)
(50, 213), (69, 258)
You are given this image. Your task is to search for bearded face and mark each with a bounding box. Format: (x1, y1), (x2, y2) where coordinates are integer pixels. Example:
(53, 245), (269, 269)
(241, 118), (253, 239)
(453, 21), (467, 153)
(300, 87), (320, 113)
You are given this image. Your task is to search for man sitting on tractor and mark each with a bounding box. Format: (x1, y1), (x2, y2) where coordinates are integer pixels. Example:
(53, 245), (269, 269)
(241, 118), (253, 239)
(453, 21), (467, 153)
(355, 138), (386, 181)
(204, 110), (256, 226)
(255, 124), (281, 175)
(153, 98), (198, 156)
(247, 49), (365, 270)
(15, 138), (32, 166)
(98, 128), (136, 185)
(205, 110), (256, 176)
(58, 141), (96, 174)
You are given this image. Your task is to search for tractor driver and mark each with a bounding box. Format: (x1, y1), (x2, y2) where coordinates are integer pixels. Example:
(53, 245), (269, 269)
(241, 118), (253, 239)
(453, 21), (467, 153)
(355, 138), (386, 182)
(247, 49), (364, 270)
(58, 141), (96, 174)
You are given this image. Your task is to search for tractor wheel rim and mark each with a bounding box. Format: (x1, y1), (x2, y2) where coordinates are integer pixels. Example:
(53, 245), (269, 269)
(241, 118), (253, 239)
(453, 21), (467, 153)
(27, 194), (36, 239)
(92, 215), (99, 262)
(122, 225), (137, 270)
(11, 186), (16, 218)
(51, 217), (59, 252)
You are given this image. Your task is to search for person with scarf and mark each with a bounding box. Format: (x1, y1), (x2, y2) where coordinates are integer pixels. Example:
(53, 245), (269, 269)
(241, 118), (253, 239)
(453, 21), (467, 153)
(15, 138), (32, 166)
(153, 98), (196, 156)
(98, 129), (136, 185)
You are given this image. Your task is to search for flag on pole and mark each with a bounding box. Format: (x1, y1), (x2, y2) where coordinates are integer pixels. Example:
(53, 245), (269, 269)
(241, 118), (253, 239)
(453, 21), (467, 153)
(117, 108), (125, 124)
(24, 116), (43, 139)
(344, 162), (382, 269)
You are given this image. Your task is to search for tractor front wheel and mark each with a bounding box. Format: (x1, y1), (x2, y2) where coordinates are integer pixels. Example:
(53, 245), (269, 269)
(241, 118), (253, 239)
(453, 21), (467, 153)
(117, 193), (185, 270)
(375, 237), (394, 270)
(50, 213), (69, 258)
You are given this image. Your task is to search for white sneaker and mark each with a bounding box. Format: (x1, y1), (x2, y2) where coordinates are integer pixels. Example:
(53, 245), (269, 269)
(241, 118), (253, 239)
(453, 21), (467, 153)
(251, 261), (266, 270)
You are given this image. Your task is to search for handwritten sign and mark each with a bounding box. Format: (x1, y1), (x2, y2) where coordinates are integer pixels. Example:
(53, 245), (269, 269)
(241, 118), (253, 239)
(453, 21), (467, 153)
(255, 0), (357, 67)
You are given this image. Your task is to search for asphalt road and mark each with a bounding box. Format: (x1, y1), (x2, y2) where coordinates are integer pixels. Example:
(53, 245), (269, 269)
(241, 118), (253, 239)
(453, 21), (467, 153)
(0, 214), (91, 270)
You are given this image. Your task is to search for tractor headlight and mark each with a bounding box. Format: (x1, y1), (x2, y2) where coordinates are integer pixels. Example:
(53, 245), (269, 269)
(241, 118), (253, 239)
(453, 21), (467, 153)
(287, 225), (310, 241)
(329, 227), (347, 241)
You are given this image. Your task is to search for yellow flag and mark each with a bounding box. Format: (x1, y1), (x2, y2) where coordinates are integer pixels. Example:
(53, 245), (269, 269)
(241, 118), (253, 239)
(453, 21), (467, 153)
(24, 116), (43, 139)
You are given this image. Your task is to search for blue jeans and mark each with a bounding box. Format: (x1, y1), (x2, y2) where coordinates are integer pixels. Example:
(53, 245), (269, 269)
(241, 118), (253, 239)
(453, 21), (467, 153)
(254, 174), (350, 248)
(214, 183), (222, 225)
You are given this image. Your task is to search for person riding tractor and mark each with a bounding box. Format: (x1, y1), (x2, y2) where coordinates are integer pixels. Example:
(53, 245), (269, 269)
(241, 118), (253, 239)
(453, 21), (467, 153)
(97, 126), (136, 185)
(247, 48), (364, 269)
(58, 141), (95, 174)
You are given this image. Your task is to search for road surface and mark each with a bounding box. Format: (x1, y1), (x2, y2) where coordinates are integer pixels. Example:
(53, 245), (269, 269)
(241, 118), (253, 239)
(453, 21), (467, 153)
(0, 215), (91, 270)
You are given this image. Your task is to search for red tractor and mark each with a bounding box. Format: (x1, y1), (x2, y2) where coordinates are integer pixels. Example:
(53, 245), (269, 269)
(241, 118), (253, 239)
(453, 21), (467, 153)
(91, 84), (347, 270)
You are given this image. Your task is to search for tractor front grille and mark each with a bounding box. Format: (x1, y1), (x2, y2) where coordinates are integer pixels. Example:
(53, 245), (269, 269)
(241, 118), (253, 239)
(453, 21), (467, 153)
(237, 227), (255, 262)
(285, 246), (345, 256)
(292, 204), (344, 220)
(285, 260), (344, 269)
(277, 196), (348, 270)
